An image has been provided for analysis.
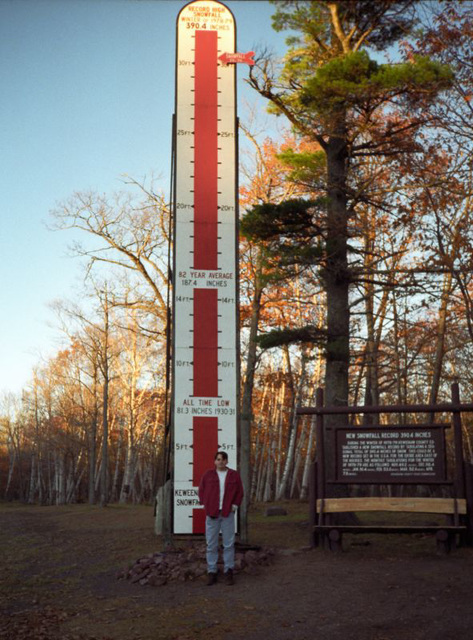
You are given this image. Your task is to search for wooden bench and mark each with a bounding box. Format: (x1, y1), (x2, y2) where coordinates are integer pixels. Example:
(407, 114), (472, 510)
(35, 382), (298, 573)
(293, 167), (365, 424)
(314, 497), (467, 552)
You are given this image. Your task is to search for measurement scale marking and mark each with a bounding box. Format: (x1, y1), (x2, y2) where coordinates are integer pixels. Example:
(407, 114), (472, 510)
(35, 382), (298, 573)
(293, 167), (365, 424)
(194, 30), (218, 270)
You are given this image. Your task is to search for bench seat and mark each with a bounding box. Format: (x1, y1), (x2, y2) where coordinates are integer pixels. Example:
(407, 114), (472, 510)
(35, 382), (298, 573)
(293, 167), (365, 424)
(316, 497), (467, 515)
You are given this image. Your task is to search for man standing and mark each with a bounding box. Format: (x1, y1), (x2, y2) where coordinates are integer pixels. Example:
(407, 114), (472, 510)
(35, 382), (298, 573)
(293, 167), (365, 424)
(198, 451), (244, 585)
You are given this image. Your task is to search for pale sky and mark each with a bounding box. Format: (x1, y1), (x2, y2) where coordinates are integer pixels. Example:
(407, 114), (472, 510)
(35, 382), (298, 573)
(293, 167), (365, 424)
(0, 0), (288, 394)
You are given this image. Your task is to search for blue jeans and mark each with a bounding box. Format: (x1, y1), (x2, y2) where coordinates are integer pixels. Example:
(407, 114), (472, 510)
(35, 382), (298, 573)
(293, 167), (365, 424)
(205, 511), (235, 574)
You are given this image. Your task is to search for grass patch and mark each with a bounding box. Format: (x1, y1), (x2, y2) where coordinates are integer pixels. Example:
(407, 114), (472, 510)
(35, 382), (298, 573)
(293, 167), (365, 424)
(248, 500), (310, 548)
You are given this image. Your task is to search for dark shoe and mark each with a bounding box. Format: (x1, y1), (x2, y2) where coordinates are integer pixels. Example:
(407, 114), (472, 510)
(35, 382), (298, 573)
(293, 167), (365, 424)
(206, 572), (217, 586)
(224, 569), (234, 586)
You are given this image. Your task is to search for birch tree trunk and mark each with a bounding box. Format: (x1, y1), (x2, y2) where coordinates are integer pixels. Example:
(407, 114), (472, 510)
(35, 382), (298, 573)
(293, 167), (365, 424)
(65, 454), (75, 503)
(391, 291), (405, 425)
(28, 452), (37, 504)
(100, 287), (111, 508)
(88, 362), (99, 505)
(300, 340), (324, 499)
(120, 429), (137, 503)
(47, 450), (53, 505)
(5, 445), (16, 499)
(111, 420), (123, 502)
(428, 272), (453, 407)
(274, 381), (286, 493)
(254, 429), (269, 503)
(95, 447), (102, 494)
(100, 367), (109, 507)
(250, 421), (262, 501)
(290, 416), (308, 498)
(300, 416), (316, 500)
(55, 451), (66, 505)
(257, 451), (270, 503)
(263, 428), (277, 501)
(28, 375), (42, 503)
(276, 349), (308, 500)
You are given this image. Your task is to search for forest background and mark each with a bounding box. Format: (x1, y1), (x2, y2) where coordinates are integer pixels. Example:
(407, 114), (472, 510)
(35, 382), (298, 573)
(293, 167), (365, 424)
(2, 0), (473, 511)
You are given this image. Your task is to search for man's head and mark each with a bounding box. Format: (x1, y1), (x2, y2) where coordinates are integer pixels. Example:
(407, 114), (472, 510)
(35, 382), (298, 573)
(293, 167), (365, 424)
(214, 450), (228, 471)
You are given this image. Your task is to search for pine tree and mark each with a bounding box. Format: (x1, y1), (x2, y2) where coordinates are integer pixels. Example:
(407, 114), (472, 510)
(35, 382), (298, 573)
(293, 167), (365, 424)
(247, 0), (452, 411)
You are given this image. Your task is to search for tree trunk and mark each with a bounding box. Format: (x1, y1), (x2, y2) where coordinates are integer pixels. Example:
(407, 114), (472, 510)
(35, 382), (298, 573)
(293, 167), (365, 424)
(100, 289), (110, 508)
(324, 130), (349, 411)
(263, 430), (276, 502)
(254, 428), (269, 503)
(300, 343), (323, 500)
(55, 451), (66, 505)
(256, 440), (270, 503)
(111, 420), (123, 503)
(391, 291), (405, 424)
(428, 272), (453, 407)
(65, 453), (75, 503)
(274, 389), (285, 493)
(250, 421), (262, 501)
(47, 450), (53, 505)
(363, 245), (377, 423)
(276, 349), (308, 500)
(321, 128), (350, 496)
(88, 364), (99, 505)
(300, 416), (316, 500)
(120, 429), (138, 503)
(5, 446), (16, 499)
(28, 452), (37, 504)
(100, 376), (109, 507)
(290, 415), (308, 498)
(239, 260), (264, 540)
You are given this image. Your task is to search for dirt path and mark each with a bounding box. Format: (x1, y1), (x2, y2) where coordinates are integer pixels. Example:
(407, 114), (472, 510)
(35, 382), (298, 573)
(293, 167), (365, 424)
(1, 503), (472, 640)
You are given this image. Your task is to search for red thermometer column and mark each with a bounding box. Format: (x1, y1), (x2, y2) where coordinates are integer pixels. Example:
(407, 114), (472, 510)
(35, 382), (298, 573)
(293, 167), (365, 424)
(173, 0), (238, 534)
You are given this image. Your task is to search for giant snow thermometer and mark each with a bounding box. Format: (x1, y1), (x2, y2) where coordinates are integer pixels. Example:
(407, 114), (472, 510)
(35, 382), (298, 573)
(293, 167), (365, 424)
(172, 0), (241, 534)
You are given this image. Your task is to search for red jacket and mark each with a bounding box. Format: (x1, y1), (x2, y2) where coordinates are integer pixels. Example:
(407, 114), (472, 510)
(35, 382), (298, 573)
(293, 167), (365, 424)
(198, 468), (244, 518)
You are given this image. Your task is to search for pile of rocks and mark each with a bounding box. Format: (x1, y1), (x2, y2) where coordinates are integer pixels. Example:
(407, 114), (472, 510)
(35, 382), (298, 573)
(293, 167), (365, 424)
(118, 543), (276, 587)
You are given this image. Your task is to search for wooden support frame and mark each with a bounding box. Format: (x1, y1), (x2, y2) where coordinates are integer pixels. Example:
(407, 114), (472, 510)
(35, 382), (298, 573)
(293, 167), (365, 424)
(299, 383), (473, 552)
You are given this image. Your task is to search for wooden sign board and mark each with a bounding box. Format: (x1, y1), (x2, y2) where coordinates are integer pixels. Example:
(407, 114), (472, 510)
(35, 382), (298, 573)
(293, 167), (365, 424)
(335, 426), (447, 483)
